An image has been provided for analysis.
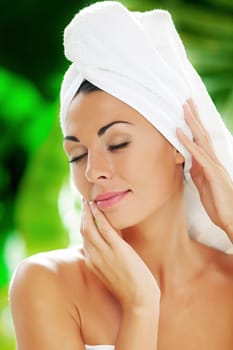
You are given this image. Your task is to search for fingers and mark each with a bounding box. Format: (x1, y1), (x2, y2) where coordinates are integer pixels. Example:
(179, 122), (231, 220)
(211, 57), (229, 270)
(80, 199), (113, 274)
(176, 127), (212, 169)
(89, 201), (121, 247)
(184, 100), (206, 139)
(81, 199), (120, 249)
(179, 99), (219, 163)
(183, 100), (208, 143)
(80, 200), (125, 282)
(187, 98), (201, 122)
(81, 199), (108, 249)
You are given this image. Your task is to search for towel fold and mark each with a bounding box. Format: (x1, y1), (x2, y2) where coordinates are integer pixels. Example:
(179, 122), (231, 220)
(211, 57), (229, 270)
(60, 1), (233, 253)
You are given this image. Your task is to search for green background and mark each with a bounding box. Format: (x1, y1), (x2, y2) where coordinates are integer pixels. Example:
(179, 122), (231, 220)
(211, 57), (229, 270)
(0, 0), (232, 348)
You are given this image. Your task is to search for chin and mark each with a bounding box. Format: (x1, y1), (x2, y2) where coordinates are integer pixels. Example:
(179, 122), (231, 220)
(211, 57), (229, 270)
(104, 197), (164, 231)
(104, 209), (143, 231)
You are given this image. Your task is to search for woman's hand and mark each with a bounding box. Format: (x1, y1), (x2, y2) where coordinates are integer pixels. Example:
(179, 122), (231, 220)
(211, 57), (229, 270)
(80, 200), (160, 311)
(177, 98), (233, 240)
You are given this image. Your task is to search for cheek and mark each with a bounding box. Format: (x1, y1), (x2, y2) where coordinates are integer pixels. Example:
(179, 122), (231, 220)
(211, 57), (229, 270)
(150, 149), (177, 189)
(128, 143), (177, 196)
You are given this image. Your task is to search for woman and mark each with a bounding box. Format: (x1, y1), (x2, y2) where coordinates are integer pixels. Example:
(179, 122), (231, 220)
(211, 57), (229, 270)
(10, 2), (233, 349)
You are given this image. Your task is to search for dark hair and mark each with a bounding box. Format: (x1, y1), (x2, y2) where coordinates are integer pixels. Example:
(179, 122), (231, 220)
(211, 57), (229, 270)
(76, 79), (102, 94)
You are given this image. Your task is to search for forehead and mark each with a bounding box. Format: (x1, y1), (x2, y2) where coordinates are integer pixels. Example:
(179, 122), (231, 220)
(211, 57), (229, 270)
(64, 90), (146, 133)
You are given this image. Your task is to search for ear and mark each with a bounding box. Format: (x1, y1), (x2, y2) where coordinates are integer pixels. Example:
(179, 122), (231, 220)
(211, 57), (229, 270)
(173, 148), (185, 165)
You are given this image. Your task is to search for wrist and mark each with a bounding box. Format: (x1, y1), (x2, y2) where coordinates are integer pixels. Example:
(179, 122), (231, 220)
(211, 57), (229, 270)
(117, 299), (160, 349)
(118, 280), (161, 311)
(121, 295), (160, 317)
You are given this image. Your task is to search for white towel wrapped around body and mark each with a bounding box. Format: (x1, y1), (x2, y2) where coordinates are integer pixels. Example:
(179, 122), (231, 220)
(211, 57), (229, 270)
(60, 1), (233, 253)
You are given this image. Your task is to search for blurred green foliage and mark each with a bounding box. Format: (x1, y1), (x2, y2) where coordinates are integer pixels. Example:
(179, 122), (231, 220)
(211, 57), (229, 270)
(0, 0), (232, 349)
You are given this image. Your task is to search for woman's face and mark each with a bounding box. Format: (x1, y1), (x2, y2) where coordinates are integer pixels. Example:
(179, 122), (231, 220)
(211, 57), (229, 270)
(63, 90), (184, 229)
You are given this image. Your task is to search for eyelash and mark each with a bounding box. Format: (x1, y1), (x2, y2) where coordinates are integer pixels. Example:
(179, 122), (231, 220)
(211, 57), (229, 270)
(69, 142), (130, 164)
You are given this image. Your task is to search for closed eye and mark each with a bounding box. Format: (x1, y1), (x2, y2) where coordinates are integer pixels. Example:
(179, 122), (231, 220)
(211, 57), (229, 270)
(69, 153), (87, 164)
(108, 141), (130, 151)
(69, 142), (130, 164)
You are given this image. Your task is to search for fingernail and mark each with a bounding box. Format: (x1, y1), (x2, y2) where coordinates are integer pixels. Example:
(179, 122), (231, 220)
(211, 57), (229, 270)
(94, 218), (99, 227)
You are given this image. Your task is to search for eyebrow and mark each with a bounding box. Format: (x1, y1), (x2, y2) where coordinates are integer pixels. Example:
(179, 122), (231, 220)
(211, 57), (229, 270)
(64, 120), (133, 143)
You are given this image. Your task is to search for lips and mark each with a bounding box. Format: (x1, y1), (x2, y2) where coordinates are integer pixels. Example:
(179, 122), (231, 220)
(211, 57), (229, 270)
(94, 190), (129, 202)
(94, 190), (130, 209)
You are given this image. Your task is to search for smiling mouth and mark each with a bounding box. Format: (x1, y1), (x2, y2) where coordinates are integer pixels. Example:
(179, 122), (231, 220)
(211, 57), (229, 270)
(95, 190), (131, 209)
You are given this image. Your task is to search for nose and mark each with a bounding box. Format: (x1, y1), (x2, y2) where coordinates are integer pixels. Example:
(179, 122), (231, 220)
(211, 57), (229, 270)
(85, 149), (113, 183)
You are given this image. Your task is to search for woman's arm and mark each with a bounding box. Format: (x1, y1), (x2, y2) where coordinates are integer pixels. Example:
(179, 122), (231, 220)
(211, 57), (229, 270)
(9, 259), (85, 350)
(177, 99), (233, 243)
(115, 304), (159, 350)
(10, 201), (160, 350)
(82, 201), (160, 349)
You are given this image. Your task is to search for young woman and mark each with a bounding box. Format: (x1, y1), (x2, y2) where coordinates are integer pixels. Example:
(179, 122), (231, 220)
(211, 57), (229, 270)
(10, 2), (233, 349)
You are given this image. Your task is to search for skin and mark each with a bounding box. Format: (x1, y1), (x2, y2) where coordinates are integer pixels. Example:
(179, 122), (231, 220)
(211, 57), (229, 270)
(10, 91), (233, 350)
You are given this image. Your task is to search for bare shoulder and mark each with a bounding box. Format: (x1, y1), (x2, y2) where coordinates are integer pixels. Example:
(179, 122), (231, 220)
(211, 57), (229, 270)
(9, 246), (87, 350)
(10, 245), (86, 299)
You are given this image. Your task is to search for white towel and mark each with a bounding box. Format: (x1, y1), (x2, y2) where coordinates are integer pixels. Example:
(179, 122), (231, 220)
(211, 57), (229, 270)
(60, 1), (233, 253)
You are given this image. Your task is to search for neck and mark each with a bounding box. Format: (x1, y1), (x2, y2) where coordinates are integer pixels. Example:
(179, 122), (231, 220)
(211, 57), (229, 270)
(121, 192), (206, 295)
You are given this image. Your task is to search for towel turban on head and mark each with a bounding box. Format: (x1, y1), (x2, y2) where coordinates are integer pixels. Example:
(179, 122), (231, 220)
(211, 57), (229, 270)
(60, 1), (233, 253)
